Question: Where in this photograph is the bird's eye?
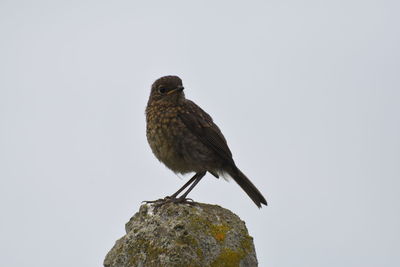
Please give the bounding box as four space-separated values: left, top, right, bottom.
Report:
158 88 167 94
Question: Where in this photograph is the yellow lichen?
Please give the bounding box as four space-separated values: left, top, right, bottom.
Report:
209 224 230 242
210 248 242 267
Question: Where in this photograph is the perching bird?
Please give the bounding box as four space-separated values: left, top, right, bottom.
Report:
145 75 267 208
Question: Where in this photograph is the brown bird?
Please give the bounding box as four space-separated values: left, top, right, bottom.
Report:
145 75 267 208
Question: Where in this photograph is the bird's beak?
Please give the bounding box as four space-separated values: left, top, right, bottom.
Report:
167 86 185 95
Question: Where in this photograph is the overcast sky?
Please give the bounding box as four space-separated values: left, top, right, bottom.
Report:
1 1 399 266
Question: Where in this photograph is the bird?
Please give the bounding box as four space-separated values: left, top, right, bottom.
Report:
145 75 267 208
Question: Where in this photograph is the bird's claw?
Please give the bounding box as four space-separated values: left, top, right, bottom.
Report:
142 198 165 204
142 196 197 207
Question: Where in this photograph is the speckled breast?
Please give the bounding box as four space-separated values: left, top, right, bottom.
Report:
146 103 191 173
146 102 217 174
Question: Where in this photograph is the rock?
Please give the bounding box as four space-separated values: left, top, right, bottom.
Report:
104 202 258 267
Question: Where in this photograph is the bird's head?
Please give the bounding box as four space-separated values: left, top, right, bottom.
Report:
148 75 185 104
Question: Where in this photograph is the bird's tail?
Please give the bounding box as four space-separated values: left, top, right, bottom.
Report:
227 166 267 208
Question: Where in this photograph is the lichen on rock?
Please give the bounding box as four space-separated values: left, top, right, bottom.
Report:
104 202 258 267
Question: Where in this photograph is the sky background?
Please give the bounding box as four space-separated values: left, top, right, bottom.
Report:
1 1 399 266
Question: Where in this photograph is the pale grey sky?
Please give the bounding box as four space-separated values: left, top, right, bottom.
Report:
0 1 399 266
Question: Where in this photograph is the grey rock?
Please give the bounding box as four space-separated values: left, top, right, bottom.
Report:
104 202 258 267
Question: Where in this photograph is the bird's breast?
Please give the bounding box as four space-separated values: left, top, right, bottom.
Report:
146 102 220 174
146 104 190 172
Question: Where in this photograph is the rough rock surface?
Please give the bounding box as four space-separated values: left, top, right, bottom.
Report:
104 202 258 267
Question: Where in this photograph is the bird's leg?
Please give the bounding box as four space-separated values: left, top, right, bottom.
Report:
175 171 206 201
168 172 201 199
142 172 205 205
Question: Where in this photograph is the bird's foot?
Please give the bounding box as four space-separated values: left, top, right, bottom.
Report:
142 196 197 207
142 198 166 204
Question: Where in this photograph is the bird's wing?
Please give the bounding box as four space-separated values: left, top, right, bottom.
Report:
178 100 235 166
